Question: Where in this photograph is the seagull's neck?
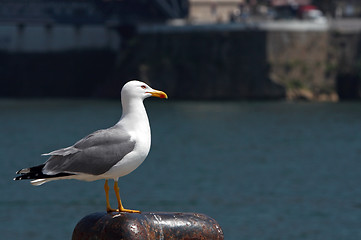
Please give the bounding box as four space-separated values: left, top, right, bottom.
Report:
118 97 150 133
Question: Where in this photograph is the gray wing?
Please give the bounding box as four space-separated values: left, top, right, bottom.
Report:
42 125 135 176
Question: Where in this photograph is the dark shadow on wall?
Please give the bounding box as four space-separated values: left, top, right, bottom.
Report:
101 29 285 100
0 50 116 98
335 32 361 100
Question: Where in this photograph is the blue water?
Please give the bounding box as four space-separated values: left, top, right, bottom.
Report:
1 99 361 239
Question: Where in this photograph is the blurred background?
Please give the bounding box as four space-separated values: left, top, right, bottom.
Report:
1 0 361 239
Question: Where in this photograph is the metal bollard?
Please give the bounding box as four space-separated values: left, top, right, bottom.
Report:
72 212 224 240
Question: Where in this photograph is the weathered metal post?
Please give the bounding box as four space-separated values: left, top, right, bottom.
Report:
72 212 224 240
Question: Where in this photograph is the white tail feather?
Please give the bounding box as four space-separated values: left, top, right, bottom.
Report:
31 179 48 186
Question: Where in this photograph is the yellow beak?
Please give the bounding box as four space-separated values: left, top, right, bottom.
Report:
148 90 168 99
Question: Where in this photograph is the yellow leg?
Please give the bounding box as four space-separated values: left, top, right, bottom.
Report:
114 181 141 213
104 180 116 212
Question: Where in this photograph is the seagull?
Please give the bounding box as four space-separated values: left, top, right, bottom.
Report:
14 80 168 213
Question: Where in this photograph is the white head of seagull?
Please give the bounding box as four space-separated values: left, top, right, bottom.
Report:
121 80 168 101
14 80 167 213
119 80 167 131
120 80 167 117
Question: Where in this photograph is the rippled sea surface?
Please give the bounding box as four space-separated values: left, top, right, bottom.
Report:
1 99 361 240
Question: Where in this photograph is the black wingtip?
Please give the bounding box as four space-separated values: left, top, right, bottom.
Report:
14 164 74 181
14 164 45 180
13 176 28 181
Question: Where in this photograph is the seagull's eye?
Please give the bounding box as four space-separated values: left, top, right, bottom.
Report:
141 85 147 89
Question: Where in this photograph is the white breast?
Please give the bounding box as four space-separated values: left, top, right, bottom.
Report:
102 128 151 180
102 90 152 180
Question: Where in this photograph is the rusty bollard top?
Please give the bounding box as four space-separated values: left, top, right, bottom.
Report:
72 212 224 240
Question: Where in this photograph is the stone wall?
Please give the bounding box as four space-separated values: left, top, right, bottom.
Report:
266 29 361 101
266 30 337 101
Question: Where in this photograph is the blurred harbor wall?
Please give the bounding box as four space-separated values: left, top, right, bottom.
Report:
0 24 120 52
267 30 334 101
0 24 119 98
102 26 286 100
267 27 361 101
1 23 361 100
